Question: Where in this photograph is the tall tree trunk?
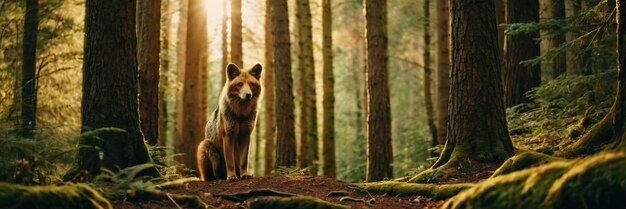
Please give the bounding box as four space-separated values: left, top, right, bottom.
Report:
565 0 582 75
541 0 567 78
364 0 393 182
435 0 450 145
137 0 162 146
21 0 38 139
174 0 188 166
321 0 336 178
254 118 262 175
559 0 626 155
504 0 541 107
271 0 297 167
158 0 175 147
175 0 208 172
296 0 318 174
221 0 229 85
65 0 158 180
423 0 437 147
264 0 276 175
430 0 514 177
231 0 243 67
495 0 506 57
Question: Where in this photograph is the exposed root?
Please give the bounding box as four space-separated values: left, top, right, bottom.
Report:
0 183 112 209
349 181 473 200
247 196 350 209
442 151 626 209
212 189 295 202
491 151 561 177
126 189 211 209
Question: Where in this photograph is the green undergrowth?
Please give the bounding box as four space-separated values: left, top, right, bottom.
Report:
247 196 349 209
0 182 112 209
351 181 473 200
441 151 626 209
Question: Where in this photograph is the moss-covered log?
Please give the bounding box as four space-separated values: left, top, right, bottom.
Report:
491 151 560 177
441 151 626 209
0 183 112 209
350 181 473 200
248 196 349 209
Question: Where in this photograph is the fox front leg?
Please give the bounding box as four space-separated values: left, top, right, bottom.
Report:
238 135 253 179
222 135 238 180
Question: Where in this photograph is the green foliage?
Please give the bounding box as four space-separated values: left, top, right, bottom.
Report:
272 166 312 176
507 70 616 151
248 196 349 209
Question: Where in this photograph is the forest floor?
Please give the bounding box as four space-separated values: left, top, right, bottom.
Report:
111 171 493 209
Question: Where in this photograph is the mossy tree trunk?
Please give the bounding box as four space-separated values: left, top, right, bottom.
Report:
504 0 541 107
264 0 276 175
426 0 514 179
364 0 393 182
296 0 319 174
137 0 161 146
67 0 158 180
271 0 297 167
20 0 38 139
559 0 626 156
435 0 450 145
321 0 336 178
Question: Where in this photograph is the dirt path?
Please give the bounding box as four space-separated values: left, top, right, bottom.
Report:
112 175 444 209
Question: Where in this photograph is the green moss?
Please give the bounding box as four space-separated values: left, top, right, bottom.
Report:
352 181 473 200
247 196 349 209
491 151 560 177
0 183 112 209
441 151 626 209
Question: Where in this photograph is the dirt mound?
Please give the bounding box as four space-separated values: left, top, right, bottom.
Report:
112 175 444 208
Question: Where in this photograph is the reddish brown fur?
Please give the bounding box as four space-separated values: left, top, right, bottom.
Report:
197 64 262 180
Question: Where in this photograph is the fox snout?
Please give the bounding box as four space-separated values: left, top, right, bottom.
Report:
239 84 253 100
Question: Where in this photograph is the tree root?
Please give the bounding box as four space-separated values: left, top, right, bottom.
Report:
0 183 112 209
212 189 295 202
491 151 561 177
442 151 626 209
247 196 350 209
126 189 211 209
348 181 473 200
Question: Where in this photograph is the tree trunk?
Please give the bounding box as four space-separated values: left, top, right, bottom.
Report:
221 0 229 85
364 0 393 182
321 0 336 178
432 0 514 173
559 0 626 156
231 0 243 67
158 0 175 147
504 0 541 107
495 0 506 57
423 0 437 147
271 0 297 167
21 0 38 139
66 0 158 180
137 0 162 146
174 0 188 166
435 0 450 145
175 0 208 172
264 0 276 175
565 0 582 75
296 0 318 174
541 0 567 78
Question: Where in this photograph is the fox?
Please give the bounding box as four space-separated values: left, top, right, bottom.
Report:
197 63 262 181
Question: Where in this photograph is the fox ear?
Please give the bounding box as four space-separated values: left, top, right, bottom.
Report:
249 64 262 80
226 64 241 80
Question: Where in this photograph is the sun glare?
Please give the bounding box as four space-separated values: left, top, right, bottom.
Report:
205 0 226 28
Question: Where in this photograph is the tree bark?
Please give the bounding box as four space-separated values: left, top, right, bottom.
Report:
231 0 243 67
296 0 318 174
423 0 437 147
364 0 393 182
67 0 158 180
504 0 541 107
565 0 582 75
271 0 297 167
264 0 276 175
175 0 208 172
495 0 506 57
137 0 162 146
222 0 229 85
21 0 38 139
321 0 336 178
435 0 450 145
541 0 567 78
432 0 514 172
174 0 188 166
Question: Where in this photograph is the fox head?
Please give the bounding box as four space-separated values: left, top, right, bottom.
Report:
225 63 262 102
